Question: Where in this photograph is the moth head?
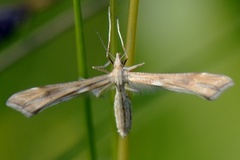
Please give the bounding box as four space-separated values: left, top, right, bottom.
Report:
114 53 127 68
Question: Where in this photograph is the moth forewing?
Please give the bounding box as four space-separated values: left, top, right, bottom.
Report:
127 72 233 100
6 75 111 117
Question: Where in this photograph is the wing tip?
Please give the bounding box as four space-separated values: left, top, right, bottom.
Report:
208 78 234 100
6 100 33 118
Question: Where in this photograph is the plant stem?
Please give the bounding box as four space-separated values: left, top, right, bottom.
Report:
108 1 119 160
117 135 129 160
126 0 139 66
73 0 96 160
117 0 139 160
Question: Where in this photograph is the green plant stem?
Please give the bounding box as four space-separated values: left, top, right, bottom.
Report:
73 0 96 160
117 0 139 160
117 135 129 160
109 0 117 55
108 1 119 160
126 0 139 66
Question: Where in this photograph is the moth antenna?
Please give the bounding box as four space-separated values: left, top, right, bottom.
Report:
95 29 114 64
96 30 107 51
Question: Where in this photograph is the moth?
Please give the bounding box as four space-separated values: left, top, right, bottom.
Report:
6 9 233 137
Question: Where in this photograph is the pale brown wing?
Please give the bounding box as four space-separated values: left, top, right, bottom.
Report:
127 72 233 100
6 75 111 117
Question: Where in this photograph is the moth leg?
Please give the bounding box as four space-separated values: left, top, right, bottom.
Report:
92 83 113 97
92 61 111 73
125 85 140 92
93 7 114 74
116 17 126 53
124 62 145 71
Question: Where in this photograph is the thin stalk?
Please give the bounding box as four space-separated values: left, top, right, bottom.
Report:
117 0 139 160
109 0 117 55
125 0 139 66
73 0 96 160
117 135 129 160
109 1 118 160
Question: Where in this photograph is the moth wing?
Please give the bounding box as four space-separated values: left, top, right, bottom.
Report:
6 75 111 117
127 72 233 100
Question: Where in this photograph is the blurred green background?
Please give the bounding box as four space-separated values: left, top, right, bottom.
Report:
0 0 239 159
